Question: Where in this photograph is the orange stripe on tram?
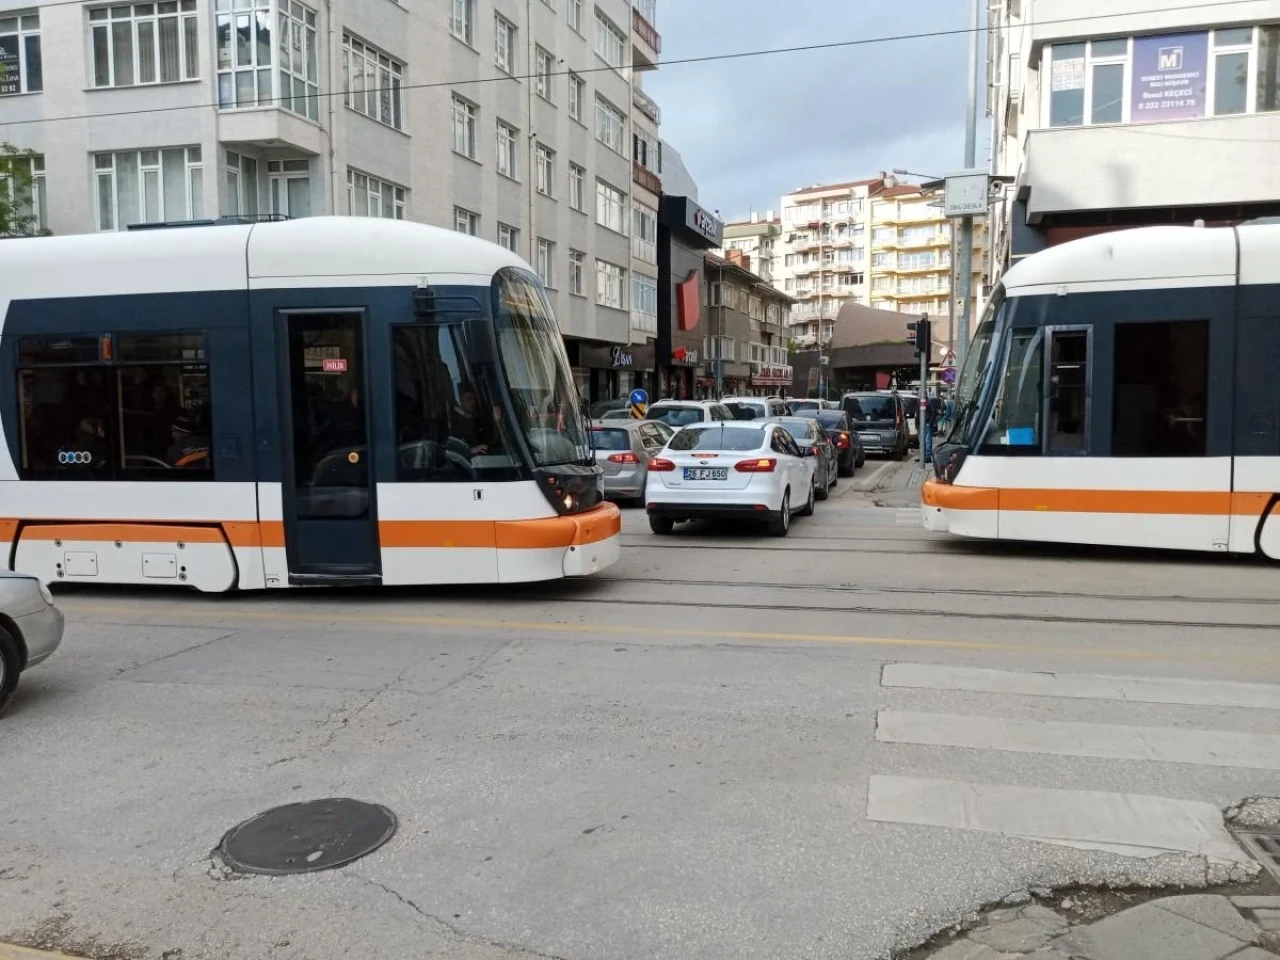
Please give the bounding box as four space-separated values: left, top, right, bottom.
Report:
923 484 1277 518
18 523 228 543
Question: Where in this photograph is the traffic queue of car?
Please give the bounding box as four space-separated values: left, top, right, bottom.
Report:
588 390 922 539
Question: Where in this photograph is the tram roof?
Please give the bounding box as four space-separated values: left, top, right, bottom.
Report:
0 217 530 302
1001 224 1244 296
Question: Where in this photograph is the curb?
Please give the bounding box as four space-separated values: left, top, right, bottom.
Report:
0 944 83 960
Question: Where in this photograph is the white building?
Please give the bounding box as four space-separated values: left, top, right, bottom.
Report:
0 0 665 394
717 212 780 283
988 0 1280 274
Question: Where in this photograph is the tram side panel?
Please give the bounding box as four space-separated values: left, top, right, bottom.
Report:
1230 306 1280 560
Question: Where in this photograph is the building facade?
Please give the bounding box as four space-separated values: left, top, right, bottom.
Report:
656 194 718 400
717 212 780 283
987 0 1280 275
0 0 665 396
703 249 794 396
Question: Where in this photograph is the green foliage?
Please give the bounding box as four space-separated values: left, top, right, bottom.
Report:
0 143 49 237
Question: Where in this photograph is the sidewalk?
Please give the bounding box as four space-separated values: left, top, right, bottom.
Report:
920 893 1280 960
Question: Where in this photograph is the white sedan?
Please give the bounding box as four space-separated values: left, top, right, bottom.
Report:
644 421 818 537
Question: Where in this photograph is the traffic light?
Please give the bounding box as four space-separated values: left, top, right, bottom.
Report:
906 315 932 358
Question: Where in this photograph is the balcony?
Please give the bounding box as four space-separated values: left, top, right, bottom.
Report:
632 5 661 72
217 106 325 156
1022 113 1280 221
633 161 661 195
632 86 660 125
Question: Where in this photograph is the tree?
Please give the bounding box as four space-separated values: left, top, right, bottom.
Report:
0 143 49 237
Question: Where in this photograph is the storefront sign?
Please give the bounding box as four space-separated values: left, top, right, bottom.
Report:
611 346 632 367
677 271 701 331
671 346 700 365
579 342 655 371
751 365 793 387
0 37 21 96
1130 32 1208 121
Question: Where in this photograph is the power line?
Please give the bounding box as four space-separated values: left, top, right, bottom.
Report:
0 0 1257 129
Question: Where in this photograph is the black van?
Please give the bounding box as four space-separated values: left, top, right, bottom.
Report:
840 392 909 459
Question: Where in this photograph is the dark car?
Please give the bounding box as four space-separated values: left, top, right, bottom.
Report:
797 409 865 476
841 392 908 459
770 416 838 500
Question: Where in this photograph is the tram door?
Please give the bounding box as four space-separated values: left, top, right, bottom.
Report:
1233 314 1280 560
277 310 382 583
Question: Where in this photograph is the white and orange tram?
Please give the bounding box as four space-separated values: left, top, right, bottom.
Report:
0 217 621 590
923 222 1280 561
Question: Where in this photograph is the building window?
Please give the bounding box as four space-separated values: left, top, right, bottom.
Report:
0 152 45 235
16 333 213 479
633 128 660 173
267 158 309 217
536 238 555 287
568 162 586 211
454 206 478 235
568 71 584 120
535 46 553 101
213 0 269 108
453 96 478 158
567 0 581 34
1213 27 1251 116
450 0 473 46
94 147 203 231
594 9 625 68
342 35 403 130
497 222 518 252
568 249 585 295
596 179 625 232
347 168 405 219
631 199 656 262
596 259 625 309
223 149 258 216
0 11 41 94
494 13 515 73
1260 26 1280 112
536 143 554 196
496 119 518 178
595 94 625 153
91 1 196 88
632 272 657 333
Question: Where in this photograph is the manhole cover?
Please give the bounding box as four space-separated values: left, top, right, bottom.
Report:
1233 827 1280 883
219 798 397 876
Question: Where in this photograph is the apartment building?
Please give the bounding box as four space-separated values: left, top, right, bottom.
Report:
0 0 665 400
987 0 1280 275
702 249 794 396
868 185 985 346
717 212 781 283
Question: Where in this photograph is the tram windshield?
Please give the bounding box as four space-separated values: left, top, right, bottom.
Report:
948 286 1007 443
493 269 590 467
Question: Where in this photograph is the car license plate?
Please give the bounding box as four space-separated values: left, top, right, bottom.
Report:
859 433 877 441
684 467 727 481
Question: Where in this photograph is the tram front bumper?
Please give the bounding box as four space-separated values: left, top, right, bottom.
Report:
921 478 950 533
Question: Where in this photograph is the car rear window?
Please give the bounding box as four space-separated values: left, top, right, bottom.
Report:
778 421 811 440
647 406 704 426
816 411 846 429
789 400 819 413
900 397 920 417
844 395 897 420
668 424 766 451
590 428 631 451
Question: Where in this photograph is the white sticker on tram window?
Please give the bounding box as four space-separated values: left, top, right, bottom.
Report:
322 358 348 373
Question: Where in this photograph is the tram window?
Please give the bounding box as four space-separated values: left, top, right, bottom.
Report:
392 325 521 483
1112 321 1208 457
17 367 113 475
1047 329 1090 454
117 364 211 472
980 329 1043 452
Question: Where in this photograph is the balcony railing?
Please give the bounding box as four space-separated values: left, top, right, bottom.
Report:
633 161 661 194
632 87 661 124
633 5 661 53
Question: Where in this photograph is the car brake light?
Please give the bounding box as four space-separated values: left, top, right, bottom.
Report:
649 457 675 472
837 432 850 449
734 458 777 473
608 452 639 464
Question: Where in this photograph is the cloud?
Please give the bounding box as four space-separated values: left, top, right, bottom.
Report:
645 0 986 216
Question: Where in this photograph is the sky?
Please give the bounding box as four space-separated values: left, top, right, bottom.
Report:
645 0 987 222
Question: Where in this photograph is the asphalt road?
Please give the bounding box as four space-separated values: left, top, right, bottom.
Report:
3 458 1279 960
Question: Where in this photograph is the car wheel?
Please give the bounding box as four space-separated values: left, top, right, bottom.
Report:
0 626 21 716
816 465 831 501
768 490 791 537
649 515 674 535
798 478 816 517
855 452 866 469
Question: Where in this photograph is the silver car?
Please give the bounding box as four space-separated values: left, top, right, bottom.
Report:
0 571 65 714
590 418 675 502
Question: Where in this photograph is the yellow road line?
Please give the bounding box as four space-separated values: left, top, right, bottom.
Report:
0 944 84 960
57 602 1280 667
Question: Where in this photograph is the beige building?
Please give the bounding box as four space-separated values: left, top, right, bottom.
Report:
717 212 781 283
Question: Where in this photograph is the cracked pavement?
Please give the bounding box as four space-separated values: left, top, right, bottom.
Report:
4 464 1280 959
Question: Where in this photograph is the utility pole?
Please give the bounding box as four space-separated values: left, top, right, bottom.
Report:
916 314 930 466
956 0 980 368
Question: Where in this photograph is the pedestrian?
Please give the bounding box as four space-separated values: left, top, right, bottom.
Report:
923 395 938 461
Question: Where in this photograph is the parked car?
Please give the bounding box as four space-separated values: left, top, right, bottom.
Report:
644 399 736 428
786 399 837 415
599 408 634 421
589 419 675 502
0 571 65 714
841 392 909 459
768 416 838 500
795 408 865 476
589 398 630 419
720 396 790 420
644 421 818 537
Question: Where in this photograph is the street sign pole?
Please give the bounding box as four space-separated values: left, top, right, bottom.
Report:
918 314 929 467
